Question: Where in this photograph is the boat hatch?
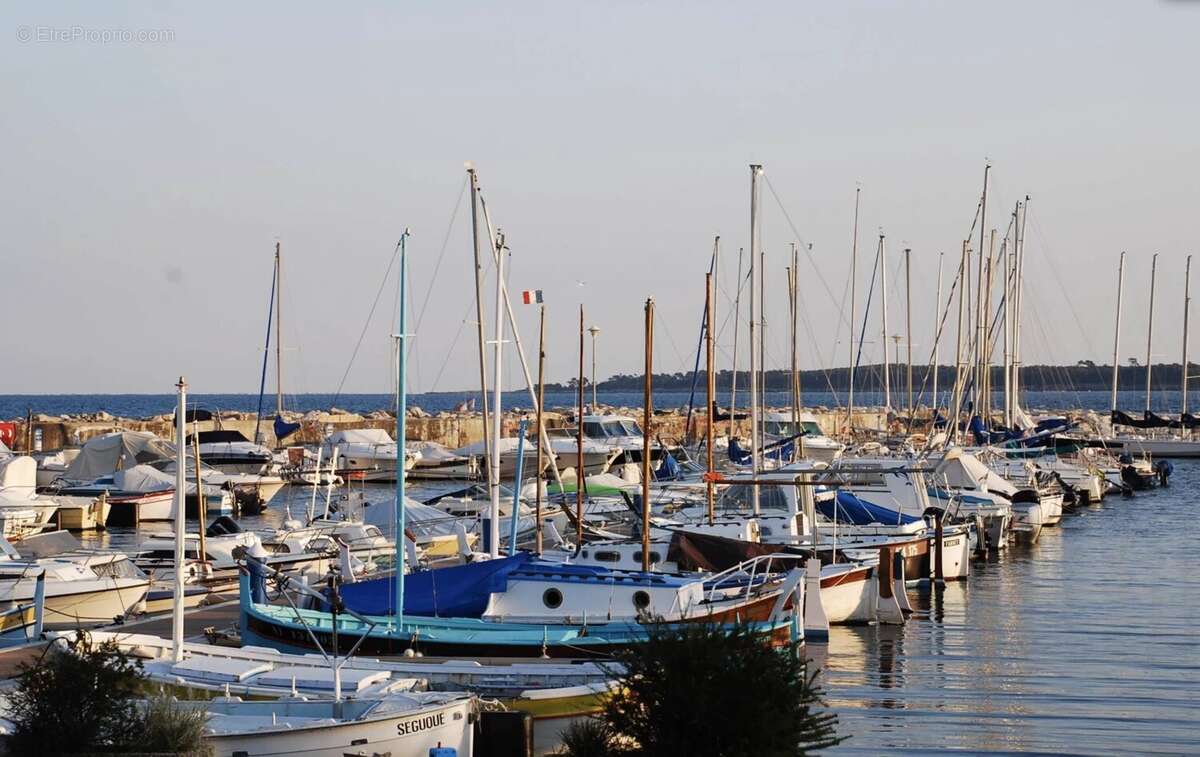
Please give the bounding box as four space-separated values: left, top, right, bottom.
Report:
170 658 273 683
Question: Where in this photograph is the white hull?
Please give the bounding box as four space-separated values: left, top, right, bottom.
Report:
202 696 473 757
0 579 149 629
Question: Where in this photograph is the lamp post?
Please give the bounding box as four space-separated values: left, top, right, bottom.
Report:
588 325 600 410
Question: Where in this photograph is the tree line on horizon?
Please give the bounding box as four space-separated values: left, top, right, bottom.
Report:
545 362 1200 394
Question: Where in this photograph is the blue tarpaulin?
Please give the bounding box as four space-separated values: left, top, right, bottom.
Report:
816 491 921 526
331 552 531 618
274 415 302 441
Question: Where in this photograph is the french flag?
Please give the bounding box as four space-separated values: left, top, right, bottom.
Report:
522 289 544 305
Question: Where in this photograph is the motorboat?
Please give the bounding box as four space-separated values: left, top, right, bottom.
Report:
321 429 417 482
189 429 276 474
404 440 476 480
762 411 846 464
0 531 149 629
0 454 61 537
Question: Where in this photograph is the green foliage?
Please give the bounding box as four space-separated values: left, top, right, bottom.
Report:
7 631 146 754
563 621 844 757
5 631 213 756
557 718 615 757
138 694 212 756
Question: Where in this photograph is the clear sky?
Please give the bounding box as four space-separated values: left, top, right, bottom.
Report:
2 1 1197 395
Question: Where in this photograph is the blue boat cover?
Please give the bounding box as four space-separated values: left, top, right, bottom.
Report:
655 451 681 480
816 491 921 526
332 552 531 618
274 415 302 441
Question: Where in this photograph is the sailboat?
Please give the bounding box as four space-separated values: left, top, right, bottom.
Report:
241 206 798 659
142 374 477 756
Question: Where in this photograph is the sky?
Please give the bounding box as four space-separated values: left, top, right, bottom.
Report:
2 1 1197 395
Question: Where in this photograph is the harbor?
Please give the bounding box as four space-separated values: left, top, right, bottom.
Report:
5 3 1198 755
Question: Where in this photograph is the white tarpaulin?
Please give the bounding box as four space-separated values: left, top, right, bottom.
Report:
325 429 394 446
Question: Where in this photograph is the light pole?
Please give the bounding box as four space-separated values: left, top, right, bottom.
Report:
588 325 600 410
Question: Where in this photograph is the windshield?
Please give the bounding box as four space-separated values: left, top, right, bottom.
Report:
802 421 822 435
583 421 609 439
617 421 642 436
716 483 790 512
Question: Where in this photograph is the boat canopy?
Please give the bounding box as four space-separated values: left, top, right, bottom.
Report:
332 553 532 618
666 529 796 572
326 429 395 446
817 491 921 526
0 456 36 491
63 432 174 482
190 429 252 444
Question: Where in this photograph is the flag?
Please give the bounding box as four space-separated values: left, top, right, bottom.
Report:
522 289 543 304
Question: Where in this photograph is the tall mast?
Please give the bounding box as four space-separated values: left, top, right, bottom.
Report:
1002 220 1012 428
488 229 506 559
641 298 654 572
1184 255 1193 416
467 167 493 482
1013 197 1029 416
974 163 990 416
1111 252 1126 414
748 164 762 514
576 306 585 548
848 187 860 440
394 230 410 625
932 253 944 417
705 273 716 525
789 246 798 436
879 234 891 413
952 242 968 445
274 244 283 417
759 247 767 453
1145 254 1158 414
983 229 996 423
172 376 187 663
730 248 744 439
254 246 278 444
534 304 546 555
905 247 913 423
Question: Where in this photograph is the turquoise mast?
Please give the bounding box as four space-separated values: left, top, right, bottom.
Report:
395 230 410 629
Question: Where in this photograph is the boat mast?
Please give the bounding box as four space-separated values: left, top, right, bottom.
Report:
1184 255 1193 416
488 229 506 559
274 244 283 418
172 376 187 663
254 247 278 444
535 304 546 555
705 273 716 525
880 234 891 413
641 297 654 572
983 229 996 424
1002 221 1012 429
951 242 968 445
394 230 409 626
1111 252 1126 414
1013 197 1029 416
932 252 944 418
759 247 767 453
467 167 493 483
475 190 565 489
974 163 990 417
730 247 744 439
576 306 585 548
905 247 913 423
848 187 860 440
1145 253 1158 414
749 165 762 514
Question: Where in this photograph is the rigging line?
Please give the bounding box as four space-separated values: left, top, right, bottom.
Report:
414 175 470 340
762 176 851 334
1026 207 1106 386
332 240 402 407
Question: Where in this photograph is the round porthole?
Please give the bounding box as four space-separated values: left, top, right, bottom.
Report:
633 590 651 610
543 587 564 609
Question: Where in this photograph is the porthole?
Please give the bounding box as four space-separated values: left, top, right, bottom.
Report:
633 590 651 610
648 551 661 564
594 551 620 563
543 587 564 609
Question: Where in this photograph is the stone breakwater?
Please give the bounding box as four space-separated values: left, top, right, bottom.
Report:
1 404 1116 453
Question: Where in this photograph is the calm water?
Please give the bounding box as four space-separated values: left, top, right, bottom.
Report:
76 466 1198 755
817 462 1198 756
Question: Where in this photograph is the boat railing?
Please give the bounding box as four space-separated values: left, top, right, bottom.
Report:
701 552 809 604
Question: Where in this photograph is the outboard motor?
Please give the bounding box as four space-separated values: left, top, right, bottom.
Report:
1155 459 1173 487
1120 464 1155 492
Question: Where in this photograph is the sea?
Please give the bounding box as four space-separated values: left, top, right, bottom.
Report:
5 388 1200 420
9 389 1199 754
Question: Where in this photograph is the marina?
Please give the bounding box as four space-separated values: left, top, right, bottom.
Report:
5 3 1196 754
